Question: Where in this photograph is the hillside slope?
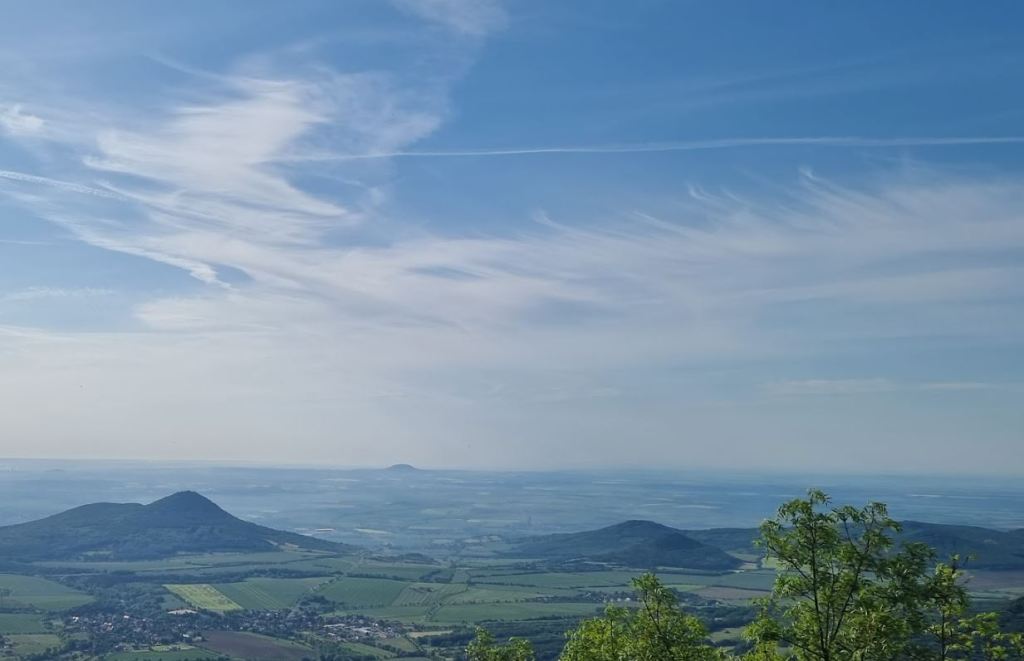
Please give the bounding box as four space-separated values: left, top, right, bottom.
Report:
898 521 1024 570
510 520 743 570
0 491 351 561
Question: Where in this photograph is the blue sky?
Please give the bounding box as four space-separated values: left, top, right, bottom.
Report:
1 1 1023 472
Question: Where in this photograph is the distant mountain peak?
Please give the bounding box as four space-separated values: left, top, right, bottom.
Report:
386 463 419 471
0 492 353 561
147 490 224 512
605 520 674 532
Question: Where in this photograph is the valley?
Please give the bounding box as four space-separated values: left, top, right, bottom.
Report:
0 467 1022 659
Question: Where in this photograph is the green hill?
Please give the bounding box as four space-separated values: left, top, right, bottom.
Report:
512 519 1024 572
683 522 1024 570
898 521 1024 570
510 520 743 571
0 491 352 561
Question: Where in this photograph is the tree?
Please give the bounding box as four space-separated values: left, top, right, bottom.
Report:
466 627 535 661
744 489 1024 661
560 573 726 660
746 489 944 660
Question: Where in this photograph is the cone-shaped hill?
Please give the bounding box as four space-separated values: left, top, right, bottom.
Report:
510 520 743 571
0 491 352 561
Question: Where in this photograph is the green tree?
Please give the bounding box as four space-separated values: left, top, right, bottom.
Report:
466 626 535 661
946 611 1024 660
560 573 726 660
746 489 944 660
744 490 1024 661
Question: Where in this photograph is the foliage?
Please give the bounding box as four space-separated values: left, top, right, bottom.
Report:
466 627 535 661
560 573 725 660
746 489 1024 661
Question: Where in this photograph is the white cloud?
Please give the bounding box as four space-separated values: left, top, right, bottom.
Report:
1 41 1023 469
0 103 44 135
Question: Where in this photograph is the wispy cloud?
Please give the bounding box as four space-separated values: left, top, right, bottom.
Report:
766 379 1004 396
0 103 44 135
765 379 898 396
1 287 114 302
391 0 507 36
1 12 1022 469
0 169 125 200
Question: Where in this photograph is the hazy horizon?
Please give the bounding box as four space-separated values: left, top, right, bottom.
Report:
1 1 1023 472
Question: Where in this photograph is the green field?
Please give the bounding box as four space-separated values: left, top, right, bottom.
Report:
107 647 223 661
7 633 61 656
393 582 467 606
695 585 771 601
433 602 603 623
201 630 313 661
214 576 330 609
318 576 411 607
0 574 93 610
337 640 396 658
0 548 790 652
0 612 48 634
472 570 663 589
164 584 242 612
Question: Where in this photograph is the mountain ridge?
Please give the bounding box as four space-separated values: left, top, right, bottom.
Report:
0 491 352 561
509 519 1024 571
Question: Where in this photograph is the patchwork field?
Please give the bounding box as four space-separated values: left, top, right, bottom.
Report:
164 583 242 612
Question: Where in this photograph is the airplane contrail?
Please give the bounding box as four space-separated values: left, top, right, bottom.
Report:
282 135 1024 162
0 169 127 200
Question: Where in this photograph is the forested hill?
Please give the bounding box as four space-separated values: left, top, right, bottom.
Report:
682 521 1024 570
898 521 1024 570
511 519 1024 571
509 520 743 570
0 491 352 561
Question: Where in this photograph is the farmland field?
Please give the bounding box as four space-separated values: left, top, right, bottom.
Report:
433 602 604 623
35 550 326 574
107 647 223 661
317 576 411 607
7 633 61 656
214 576 330 609
337 641 396 658
0 612 48 633
394 582 467 606
471 571 651 589
0 574 92 610
201 630 313 661
164 584 242 612
695 586 771 601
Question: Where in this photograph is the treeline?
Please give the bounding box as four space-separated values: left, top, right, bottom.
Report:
467 490 1024 660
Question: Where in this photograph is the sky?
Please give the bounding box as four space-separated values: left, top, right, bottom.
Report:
0 1 1023 473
